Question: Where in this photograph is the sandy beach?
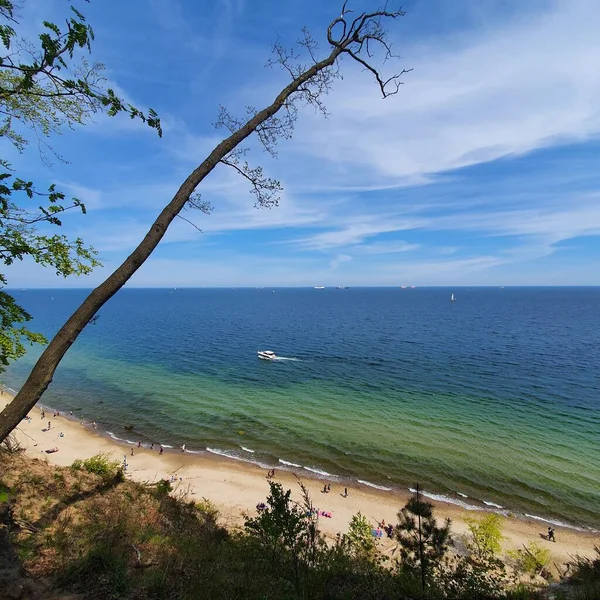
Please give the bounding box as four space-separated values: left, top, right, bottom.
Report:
2 392 598 568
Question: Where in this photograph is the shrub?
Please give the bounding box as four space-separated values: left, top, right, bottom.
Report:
569 547 600 585
71 453 123 482
465 513 505 560
344 512 377 562
509 542 550 578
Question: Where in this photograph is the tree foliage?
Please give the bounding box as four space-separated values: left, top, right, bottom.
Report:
465 514 505 561
0 0 161 373
344 511 377 562
395 487 452 592
244 480 326 593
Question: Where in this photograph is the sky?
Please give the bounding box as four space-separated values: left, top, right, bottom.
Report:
4 0 600 287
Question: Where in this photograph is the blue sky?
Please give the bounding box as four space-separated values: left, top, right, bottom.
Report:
5 0 600 287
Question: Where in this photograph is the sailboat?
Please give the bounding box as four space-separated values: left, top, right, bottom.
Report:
450 292 456 302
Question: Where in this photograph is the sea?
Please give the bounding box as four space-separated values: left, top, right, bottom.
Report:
3 287 599 530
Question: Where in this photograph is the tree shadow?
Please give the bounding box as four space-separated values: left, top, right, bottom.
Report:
31 475 123 531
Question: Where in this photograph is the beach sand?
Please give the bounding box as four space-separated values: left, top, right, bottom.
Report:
2 393 598 569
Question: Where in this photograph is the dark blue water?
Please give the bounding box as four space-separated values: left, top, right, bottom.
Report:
3 287 600 529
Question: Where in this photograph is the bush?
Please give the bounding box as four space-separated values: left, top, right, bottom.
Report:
509 542 550 578
569 547 600 585
344 512 377 562
465 513 505 560
71 453 123 482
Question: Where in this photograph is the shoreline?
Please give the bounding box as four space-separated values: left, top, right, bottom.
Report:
2 387 598 534
2 392 598 567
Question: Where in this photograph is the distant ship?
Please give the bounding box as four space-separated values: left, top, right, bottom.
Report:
336 286 349 289
400 285 407 289
314 286 325 290
450 292 456 302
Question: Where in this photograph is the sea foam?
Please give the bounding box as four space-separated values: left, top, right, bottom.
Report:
357 479 392 491
408 488 483 512
483 500 503 509
279 459 302 467
303 466 331 477
524 513 590 532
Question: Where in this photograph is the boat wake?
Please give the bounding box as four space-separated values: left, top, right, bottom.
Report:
273 356 301 361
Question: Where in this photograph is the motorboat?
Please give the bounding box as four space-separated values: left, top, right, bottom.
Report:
257 350 277 360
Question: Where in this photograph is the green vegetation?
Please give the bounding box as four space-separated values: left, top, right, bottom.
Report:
466 513 505 560
70 452 124 483
508 542 551 578
395 485 453 593
344 512 377 562
0 452 597 599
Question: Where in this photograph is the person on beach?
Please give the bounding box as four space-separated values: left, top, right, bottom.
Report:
159 446 163 455
344 487 348 497
150 443 154 450
181 444 186 453
137 441 141 448
131 448 134 456
47 421 51 430
548 527 556 542
327 484 331 492
41 410 45 419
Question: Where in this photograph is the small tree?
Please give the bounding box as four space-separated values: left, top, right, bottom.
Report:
509 542 551 579
395 485 452 593
344 512 377 562
439 514 509 599
465 513 504 561
244 481 325 593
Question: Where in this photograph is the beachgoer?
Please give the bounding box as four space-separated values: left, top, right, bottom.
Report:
323 484 327 493
327 483 331 492
181 444 186 453
150 443 154 450
137 441 141 448
47 421 51 430
548 527 556 542
159 446 163 455
380 519 386 528
92 422 97 429
69 411 73 416
344 487 348 497
59 432 64 438
131 448 134 456
41 410 45 419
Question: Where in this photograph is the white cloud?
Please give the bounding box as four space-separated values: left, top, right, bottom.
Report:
291 0 600 186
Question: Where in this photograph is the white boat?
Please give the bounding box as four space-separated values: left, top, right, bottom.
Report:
450 292 456 302
314 286 325 290
257 350 277 360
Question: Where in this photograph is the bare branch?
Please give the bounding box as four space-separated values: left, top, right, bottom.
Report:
220 156 282 208
176 214 203 233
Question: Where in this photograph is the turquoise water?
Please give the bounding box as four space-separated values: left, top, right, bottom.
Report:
4 287 600 529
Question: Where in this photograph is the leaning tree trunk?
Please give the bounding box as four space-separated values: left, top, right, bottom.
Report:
0 47 343 443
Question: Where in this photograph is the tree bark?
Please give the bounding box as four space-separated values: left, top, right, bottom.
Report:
0 47 342 443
